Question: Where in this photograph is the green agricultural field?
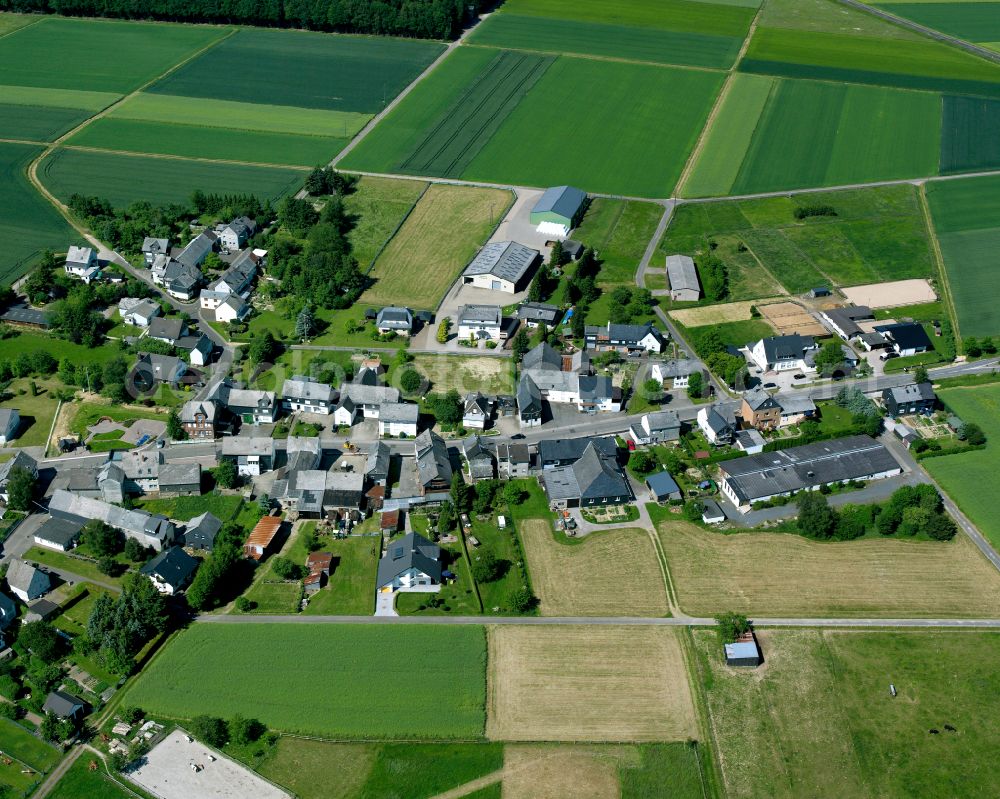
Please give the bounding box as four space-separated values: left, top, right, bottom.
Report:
148 28 444 113
399 49 554 178
0 17 227 93
126 624 487 738
691 77 941 197
756 0 924 37
662 184 935 295
875 2 1000 45
0 84 120 111
926 174 1000 337
940 95 1000 173
741 25 1000 97
573 199 665 286
464 56 723 197
344 176 428 269
0 13 35 36
362 184 512 309
694 628 1000 799
39 148 303 208
925 384 1000 548
497 0 755 33
0 142 76 285
68 118 344 167
0 103 92 142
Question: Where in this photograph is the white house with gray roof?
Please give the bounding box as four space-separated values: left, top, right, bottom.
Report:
377 532 442 592
378 402 418 437
630 411 681 445
0 451 36 503
142 237 170 265
48 489 176 550
283 376 335 415
7 559 50 602
376 307 413 335
119 297 161 328
221 436 275 476
665 254 701 302
462 241 540 294
748 335 818 373
334 384 402 426
457 305 503 341
64 246 99 283
216 217 256 251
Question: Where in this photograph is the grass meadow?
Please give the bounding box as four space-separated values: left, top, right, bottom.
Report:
0 142 77 286
0 84 118 141
40 148 303 208
658 521 1000 617
925 384 1000 549
361 183 512 309
926 174 1000 337
661 184 935 294
694 628 1000 799
688 76 942 196
344 176 427 269
874 1 1000 48
572 199 664 286
126 624 487 738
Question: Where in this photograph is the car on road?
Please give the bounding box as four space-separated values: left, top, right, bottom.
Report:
793 373 805 379
879 352 899 361
511 433 526 440
763 382 777 389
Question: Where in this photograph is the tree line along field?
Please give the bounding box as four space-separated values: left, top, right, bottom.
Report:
926 174 1000 337
126 624 487 739
466 0 757 69
660 184 936 296
923 383 1000 549
873 1 1000 53
0 143 77 286
693 628 1000 799
657 521 1000 617
342 45 723 198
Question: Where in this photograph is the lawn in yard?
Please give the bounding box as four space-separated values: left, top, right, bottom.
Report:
24 546 125 588
411 354 515 396
693 627 1000 799
467 516 533 615
126 623 487 738
300 524 380 616
46 754 137 799
924 383 1000 549
136 493 244 522
395 537 482 616
0 718 60 794
1 377 60 448
361 184 512 310
680 318 774 351
69 402 168 438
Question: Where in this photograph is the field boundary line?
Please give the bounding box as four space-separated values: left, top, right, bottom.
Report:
917 183 962 345
678 629 721 799
363 181 431 273
0 137 46 147
645 525 681 618
461 41 729 76
59 143 311 171
675 3 764 197
0 15 43 41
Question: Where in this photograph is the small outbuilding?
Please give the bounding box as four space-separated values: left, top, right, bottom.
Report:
724 632 762 667
701 498 726 525
665 254 701 302
645 471 682 502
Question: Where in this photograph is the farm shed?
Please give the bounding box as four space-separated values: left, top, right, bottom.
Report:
665 254 701 302
530 185 587 237
462 241 540 294
244 516 283 560
724 633 762 667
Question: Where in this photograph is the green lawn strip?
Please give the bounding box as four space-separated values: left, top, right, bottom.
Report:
24 546 123 588
0 718 60 772
925 383 1000 548
69 402 168 438
466 516 530 615
573 199 664 286
0 142 77 285
0 84 121 110
146 27 445 114
136 494 243 522
463 56 724 198
619 742 709 799
345 176 428 270
0 378 60 448
0 16 228 93
68 117 347 168
46 754 139 799
301 524 380 616
357 743 503 799
40 148 304 209
125 624 487 738
682 318 774 350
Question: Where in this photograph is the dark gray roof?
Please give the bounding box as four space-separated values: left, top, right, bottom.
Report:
140 546 199 589
665 254 700 293
517 302 561 325
758 335 816 363
823 306 873 337
703 405 735 436
33 516 84 547
720 435 900 504
376 532 441 588
497 442 530 464
48 490 174 542
415 430 452 487
523 342 562 371
517 374 542 416
135 352 186 383
539 436 616 463
183 512 222 550
884 382 935 404
148 316 184 342
533 185 586 221
544 443 630 501
874 322 932 351
380 402 418 424
142 237 169 254
0 305 51 327
463 241 539 283
458 305 501 325
645 410 680 432
578 374 613 401
376 307 412 328
646 470 680 497
701 498 725 520
283 376 335 403
0 451 36 484
366 441 391 477
43 690 84 718
176 231 216 268
742 386 780 412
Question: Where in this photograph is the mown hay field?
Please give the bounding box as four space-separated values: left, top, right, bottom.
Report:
925 384 1000 549
361 183 512 310
126 624 487 738
68 118 344 167
0 16 227 93
520 521 668 617
662 183 935 294
487 626 697 742
39 148 304 208
689 76 942 197
147 27 444 113
658 521 1000 617
693 628 1000 799
0 142 77 285
927 173 1000 337
344 176 427 269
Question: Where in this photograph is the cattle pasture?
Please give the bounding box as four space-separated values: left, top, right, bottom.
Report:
361 184 512 310
125 624 487 738
487 625 698 741
39 148 304 208
519 520 668 617
694 628 1000 799
658 521 1000 617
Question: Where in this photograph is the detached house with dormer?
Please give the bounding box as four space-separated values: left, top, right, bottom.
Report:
64 246 99 283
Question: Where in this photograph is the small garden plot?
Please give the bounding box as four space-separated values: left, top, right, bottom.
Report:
126 624 487 738
519 520 668 617
487 625 697 741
